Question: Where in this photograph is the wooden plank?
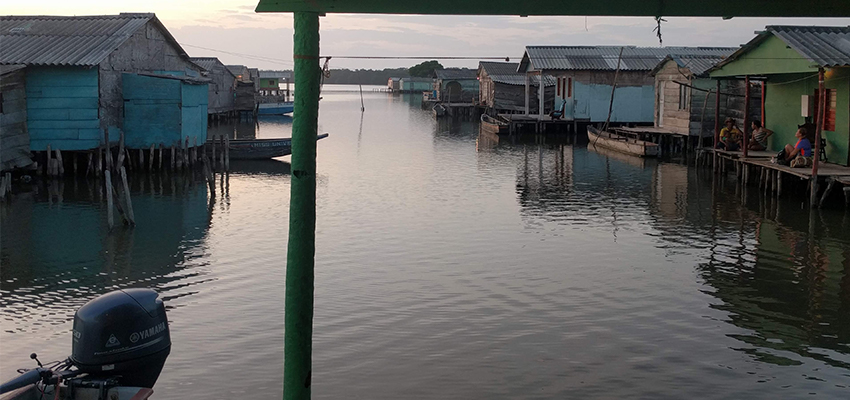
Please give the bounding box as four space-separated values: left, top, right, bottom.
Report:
26 86 99 98
28 120 100 130
27 97 98 110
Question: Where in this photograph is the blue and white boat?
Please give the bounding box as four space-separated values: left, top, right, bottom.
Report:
258 102 294 115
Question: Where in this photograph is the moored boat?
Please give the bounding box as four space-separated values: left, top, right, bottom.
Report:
257 102 294 115
210 134 329 160
480 114 509 134
587 126 658 157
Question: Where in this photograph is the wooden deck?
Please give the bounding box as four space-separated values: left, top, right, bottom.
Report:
742 159 850 180
712 149 775 160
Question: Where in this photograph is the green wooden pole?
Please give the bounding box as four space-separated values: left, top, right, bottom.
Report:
284 11 319 400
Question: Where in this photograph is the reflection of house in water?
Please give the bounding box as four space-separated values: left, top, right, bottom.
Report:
651 163 690 219
697 216 850 369
0 176 212 333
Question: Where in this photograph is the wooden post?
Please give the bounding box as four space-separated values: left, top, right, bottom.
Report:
96 145 103 177
224 136 230 171
105 129 112 172
212 136 217 169
760 80 766 127
73 152 79 176
524 73 530 115
170 145 176 170
105 170 114 229
742 75 750 158
192 138 198 164
149 144 155 170
159 144 164 171
714 79 721 149
46 145 53 176
184 137 190 167
138 148 144 171
776 171 783 197
120 167 135 225
203 156 216 197
811 68 825 208
603 47 624 132
55 149 64 176
117 132 125 170
219 135 225 171
284 12 320 400
86 151 94 177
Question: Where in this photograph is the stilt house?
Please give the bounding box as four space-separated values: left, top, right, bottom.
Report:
518 46 736 122
710 26 850 165
478 61 555 114
191 57 237 117
650 53 757 145
0 13 207 151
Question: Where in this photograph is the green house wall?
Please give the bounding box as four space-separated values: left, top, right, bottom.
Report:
764 70 849 166
710 35 818 77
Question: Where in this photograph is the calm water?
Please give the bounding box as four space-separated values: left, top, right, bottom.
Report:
2 85 849 398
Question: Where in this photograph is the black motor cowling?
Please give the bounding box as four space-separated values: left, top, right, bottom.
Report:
71 289 170 388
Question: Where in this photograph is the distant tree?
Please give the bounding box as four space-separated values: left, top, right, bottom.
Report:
409 61 444 77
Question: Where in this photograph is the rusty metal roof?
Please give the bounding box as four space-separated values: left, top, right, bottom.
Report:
0 14 185 66
478 61 556 86
768 25 850 67
522 46 736 72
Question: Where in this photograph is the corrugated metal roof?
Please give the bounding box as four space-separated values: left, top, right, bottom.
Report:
189 57 219 71
653 55 730 77
768 25 850 67
400 77 432 82
434 68 477 80
524 46 737 71
479 61 556 86
0 14 158 66
259 70 292 79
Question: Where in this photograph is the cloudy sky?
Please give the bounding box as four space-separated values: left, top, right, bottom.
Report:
7 1 850 70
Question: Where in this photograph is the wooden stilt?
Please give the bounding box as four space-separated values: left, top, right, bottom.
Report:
86 151 94 177
171 145 176 170
55 149 64 176
120 167 135 225
776 171 783 197
159 144 164 171
105 170 114 229
818 178 836 208
138 148 144 171
149 144 155 170
224 136 230 172
211 136 217 169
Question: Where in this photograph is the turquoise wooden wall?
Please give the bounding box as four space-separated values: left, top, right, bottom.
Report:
571 83 655 123
26 67 101 151
123 73 208 149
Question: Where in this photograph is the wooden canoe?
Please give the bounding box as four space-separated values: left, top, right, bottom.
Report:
587 126 658 158
480 114 509 134
208 133 328 160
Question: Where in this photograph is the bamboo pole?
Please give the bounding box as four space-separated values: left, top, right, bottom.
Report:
811 68 825 208
284 12 320 400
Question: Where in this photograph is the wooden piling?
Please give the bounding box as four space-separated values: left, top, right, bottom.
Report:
138 148 144 171
74 152 79 176
184 137 190 167
776 171 783 197
120 167 135 225
149 144 155 170
224 136 230 171
0 175 7 200
170 145 176 170
192 138 198 164
211 136 217 169
219 136 225 172
55 149 64 176
117 132 125 170
159 144 164 171
203 156 215 197
86 151 94 177
105 170 114 229
46 145 53 176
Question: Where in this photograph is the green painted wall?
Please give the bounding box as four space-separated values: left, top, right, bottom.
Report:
260 78 280 90
711 35 816 77
764 69 849 166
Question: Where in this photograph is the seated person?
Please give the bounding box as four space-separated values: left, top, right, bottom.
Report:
784 127 813 168
748 120 773 151
716 117 742 151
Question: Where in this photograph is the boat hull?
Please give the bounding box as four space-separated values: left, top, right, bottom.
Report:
208 134 328 160
257 102 294 115
587 126 658 157
480 114 508 134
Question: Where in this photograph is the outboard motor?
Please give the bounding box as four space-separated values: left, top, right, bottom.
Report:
71 289 171 388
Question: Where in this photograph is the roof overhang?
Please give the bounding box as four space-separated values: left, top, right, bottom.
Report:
255 0 850 17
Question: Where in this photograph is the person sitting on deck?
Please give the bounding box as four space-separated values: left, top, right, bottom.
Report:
784 126 813 168
748 120 773 151
716 117 742 151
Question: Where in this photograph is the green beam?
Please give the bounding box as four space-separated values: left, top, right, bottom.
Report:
256 0 850 17
284 11 319 400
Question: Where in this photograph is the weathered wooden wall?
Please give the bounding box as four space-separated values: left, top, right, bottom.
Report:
1 68 33 170
205 62 236 114
26 67 101 151
99 20 202 134
480 75 554 113
123 74 207 149
654 61 691 134
234 81 256 111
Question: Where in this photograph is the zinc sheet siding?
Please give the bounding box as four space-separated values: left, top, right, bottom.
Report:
123 73 208 149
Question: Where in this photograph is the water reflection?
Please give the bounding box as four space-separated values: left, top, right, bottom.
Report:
1 174 212 338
